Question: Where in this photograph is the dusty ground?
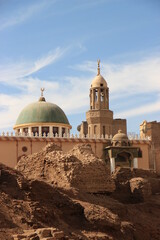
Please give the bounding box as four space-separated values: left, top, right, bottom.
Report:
0 143 160 240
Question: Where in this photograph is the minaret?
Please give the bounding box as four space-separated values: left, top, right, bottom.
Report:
86 60 113 137
89 60 109 110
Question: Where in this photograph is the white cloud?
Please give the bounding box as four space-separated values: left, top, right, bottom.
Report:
104 58 160 97
115 99 160 118
31 48 68 74
0 47 66 89
72 57 160 97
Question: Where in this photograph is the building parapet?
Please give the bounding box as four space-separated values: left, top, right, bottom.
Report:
0 131 151 141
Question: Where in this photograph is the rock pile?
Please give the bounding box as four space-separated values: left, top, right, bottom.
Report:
1 152 160 239
16 143 115 193
0 163 85 240
13 228 65 240
112 167 160 202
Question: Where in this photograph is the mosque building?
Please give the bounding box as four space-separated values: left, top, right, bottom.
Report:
0 61 159 174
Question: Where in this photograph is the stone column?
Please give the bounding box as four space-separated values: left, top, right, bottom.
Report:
19 128 23 136
14 129 18 136
110 158 115 173
39 126 42 137
28 127 32 136
106 89 109 109
59 127 62 137
90 89 92 109
66 128 70 137
98 89 100 109
92 89 95 109
133 158 138 168
49 126 52 137
104 90 107 108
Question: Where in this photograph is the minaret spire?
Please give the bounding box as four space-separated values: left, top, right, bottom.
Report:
97 59 100 75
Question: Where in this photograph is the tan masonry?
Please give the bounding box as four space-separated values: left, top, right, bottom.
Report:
0 135 151 170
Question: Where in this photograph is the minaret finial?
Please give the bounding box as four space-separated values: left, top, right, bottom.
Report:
39 88 46 102
41 88 45 97
97 59 100 75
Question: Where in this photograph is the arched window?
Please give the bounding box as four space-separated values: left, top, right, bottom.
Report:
23 128 28 136
100 89 104 102
94 125 97 135
95 89 98 102
62 127 65 137
53 127 59 136
32 127 39 136
42 127 49 136
103 126 105 137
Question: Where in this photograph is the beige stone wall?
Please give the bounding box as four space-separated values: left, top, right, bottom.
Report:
0 137 111 168
132 141 150 170
32 141 46 155
86 110 114 136
0 137 152 174
86 110 127 138
112 119 127 135
140 121 160 174
0 140 17 168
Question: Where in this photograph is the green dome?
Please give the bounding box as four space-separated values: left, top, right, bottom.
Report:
15 101 70 126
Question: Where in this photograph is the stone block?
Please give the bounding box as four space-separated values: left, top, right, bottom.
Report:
30 235 39 240
52 231 64 239
130 177 152 202
37 228 52 238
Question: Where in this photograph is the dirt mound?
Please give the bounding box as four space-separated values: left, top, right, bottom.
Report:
1 159 160 239
0 163 85 240
112 167 160 203
16 143 115 193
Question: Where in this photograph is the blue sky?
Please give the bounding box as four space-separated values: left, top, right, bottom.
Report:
0 0 160 134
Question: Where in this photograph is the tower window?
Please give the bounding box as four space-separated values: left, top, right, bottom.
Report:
100 91 104 102
95 89 98 102
103 126 105 137
100 83 103 87
94 125 97 135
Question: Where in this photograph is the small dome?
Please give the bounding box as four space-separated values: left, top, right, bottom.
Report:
14 100 70 127
91 74 107 88
112 130 130 147
112 130 128 141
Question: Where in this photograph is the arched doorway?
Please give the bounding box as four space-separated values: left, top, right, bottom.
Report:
115 151 133 168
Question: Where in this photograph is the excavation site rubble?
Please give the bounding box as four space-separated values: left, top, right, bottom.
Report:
0 143 160 239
